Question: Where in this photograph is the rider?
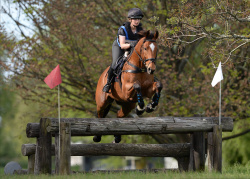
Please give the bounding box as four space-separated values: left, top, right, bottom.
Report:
102 8 144 93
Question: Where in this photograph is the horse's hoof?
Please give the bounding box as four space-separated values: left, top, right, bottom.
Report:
93 135 102 142
114 135 121 143
146 103 156 113
136 105 145 115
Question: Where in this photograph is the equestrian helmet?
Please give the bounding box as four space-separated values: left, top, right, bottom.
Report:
127 8 144 19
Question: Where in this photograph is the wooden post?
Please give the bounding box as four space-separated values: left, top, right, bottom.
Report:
177 157 189 172
28 154 35 174
207 125 222 173
34 118 52 174
193 132 205 171
213 125 222 172
22 143 36 173
207 131 213 172
59 122 71 175
55 133 59 174
188 134 194 171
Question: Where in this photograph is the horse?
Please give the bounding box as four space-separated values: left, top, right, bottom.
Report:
95 30 163 143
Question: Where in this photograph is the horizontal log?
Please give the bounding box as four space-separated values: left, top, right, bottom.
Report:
22 144 37 156
22 143 190 157
26 123 40 138
26 117 233 137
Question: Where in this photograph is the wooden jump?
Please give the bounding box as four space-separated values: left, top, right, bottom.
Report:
22 117 233 175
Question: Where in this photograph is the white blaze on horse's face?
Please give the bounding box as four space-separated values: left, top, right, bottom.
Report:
149 43 155 53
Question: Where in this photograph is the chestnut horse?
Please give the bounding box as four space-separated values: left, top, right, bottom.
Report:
95 30 163 143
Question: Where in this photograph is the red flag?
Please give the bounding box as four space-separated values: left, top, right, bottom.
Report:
44 65 62 89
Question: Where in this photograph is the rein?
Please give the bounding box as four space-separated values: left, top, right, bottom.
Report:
123 39 157 74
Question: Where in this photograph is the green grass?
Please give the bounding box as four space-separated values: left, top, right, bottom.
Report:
1 164 249 179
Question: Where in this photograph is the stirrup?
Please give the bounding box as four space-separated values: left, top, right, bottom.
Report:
102 83 111 93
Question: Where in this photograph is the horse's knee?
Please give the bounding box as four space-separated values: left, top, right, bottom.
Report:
156 81 163 92
152 93 161 106
133 83 141 92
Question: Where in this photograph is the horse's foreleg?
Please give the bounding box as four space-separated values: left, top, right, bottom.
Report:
133 83 145 115
146 79 163 113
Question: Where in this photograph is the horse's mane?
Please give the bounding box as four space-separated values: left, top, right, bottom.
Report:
137 30 156 40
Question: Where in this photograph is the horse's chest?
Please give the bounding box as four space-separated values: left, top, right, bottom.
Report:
122 73 154 94
122 73 153 83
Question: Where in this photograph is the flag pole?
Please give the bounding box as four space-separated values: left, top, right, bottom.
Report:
211 62 223 126
43 64 62 164
58 84 60 161
219 81 221 126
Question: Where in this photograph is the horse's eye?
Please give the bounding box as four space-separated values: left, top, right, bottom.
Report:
144 47 147 50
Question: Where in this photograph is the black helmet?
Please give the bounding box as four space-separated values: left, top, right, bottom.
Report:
127 8 144 19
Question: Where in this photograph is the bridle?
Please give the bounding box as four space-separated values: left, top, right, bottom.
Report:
123 38 157 73
137 39 157 67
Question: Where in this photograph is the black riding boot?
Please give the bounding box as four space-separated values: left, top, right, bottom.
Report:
103 68 115 93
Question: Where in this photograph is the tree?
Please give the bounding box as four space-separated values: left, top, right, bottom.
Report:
0 26 18 166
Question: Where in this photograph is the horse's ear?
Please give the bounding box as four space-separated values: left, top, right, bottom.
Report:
153 30 159 40
145 30 150 38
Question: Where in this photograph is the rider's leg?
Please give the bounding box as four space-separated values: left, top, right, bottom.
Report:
102 67 115 92
103 40 124 93
111 40 125 69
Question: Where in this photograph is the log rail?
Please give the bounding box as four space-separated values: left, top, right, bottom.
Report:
22 143 190 157
26 117 233 137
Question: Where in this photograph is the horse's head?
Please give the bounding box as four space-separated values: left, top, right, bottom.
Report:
136 30 159 74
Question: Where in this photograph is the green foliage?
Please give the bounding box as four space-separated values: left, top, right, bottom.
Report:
0 31 19 167
0 80 18 166
223 120 250 165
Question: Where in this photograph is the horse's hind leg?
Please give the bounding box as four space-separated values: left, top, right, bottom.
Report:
94 97 114 142
146 79 163 113
113 102 136 143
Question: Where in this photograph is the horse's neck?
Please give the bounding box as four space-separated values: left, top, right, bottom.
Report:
128 43 144 68
129 52 143 67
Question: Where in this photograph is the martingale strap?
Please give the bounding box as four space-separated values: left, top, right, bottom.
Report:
122 61 147 73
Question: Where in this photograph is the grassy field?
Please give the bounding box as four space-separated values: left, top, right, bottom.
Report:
1 164 249 179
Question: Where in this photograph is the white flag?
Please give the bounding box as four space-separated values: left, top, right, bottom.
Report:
211 62 223 87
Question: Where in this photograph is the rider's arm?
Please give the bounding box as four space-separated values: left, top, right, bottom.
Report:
119 36 131 50
118 28 131 50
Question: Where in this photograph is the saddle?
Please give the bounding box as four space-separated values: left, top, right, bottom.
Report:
112 51 132 89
